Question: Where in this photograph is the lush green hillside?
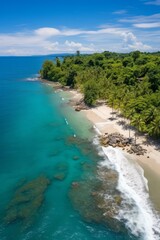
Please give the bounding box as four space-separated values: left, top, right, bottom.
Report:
40 51 160 138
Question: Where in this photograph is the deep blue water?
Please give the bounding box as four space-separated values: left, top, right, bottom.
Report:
0 56 137 240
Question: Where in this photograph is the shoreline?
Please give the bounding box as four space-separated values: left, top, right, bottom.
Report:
41 79 160 176
41 79 160 211
59 84 160 238
85 105 160 174
66 86 160 173
66 86 160 213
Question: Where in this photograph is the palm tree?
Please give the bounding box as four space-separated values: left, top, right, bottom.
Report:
108 93 116 118
143 107 158 125
127 109 136 139
149 116 160 138
131 114 145 144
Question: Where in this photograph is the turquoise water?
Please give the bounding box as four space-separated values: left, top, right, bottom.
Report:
0 56 137 240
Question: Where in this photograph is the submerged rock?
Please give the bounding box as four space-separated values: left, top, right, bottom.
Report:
4 176 50 228
72 156 79 160
54 162 68 173
66 136 86 146
53 173 66 181
69 168 126 233
52 162 69 181
71 182 80 188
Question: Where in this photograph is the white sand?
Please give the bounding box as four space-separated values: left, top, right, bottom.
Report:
42 80 160 176
84 105 160 176
68 89 160 176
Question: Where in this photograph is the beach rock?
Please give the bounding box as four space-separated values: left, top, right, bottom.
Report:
130 144 146 155
75 106 81 111
100 132 127 147
74 100 88 111
99 132 146 156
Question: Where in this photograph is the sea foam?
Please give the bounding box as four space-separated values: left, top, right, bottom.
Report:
99 146 160 240
25 77 38 81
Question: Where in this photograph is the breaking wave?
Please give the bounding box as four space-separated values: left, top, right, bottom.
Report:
98 145 160 240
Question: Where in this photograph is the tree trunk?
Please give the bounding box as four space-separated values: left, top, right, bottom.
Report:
134 132 137 144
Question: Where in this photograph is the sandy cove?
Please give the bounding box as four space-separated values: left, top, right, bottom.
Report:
41 80 160 208
67 89 160 177
42 80 160 176
85 105 160 174
66 88 160 211
41 80 160 177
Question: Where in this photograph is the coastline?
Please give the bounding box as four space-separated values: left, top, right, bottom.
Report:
41 79 160 175
41 79 160 209
40 79 160 238
66 86 160 214
85 105 160 175
68 88 160 175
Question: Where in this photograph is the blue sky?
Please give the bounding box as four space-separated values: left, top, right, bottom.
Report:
0 0 160 55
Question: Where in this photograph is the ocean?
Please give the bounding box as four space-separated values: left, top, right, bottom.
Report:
0 56 159 240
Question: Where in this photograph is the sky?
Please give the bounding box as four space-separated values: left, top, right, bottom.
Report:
0 0 160 55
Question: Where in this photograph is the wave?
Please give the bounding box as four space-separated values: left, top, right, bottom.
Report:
25 77 39 82
25 74 40 82
98 145 160 240
65 118 69 125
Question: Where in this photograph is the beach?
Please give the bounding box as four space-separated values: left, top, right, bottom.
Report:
67 88 160 211
42 80 160 177
41 80 160 239
85 105 160 174
2 57 160 240
68 89 160 170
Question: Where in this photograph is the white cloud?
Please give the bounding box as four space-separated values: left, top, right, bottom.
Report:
134 22 160 28
122 32 152 51
83 27 152 51
65 40 83 48
44 42 59 51
35 28 60 37
61 29 85 36
65 40 95 52
0 25 155 55
113 10 127 15
145 0 160 5
119 13 160 23
34 27 86 37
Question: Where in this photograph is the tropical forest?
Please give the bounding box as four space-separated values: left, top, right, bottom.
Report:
40 51 160 138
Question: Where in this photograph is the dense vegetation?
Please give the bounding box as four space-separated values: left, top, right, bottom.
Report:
40 51 160 138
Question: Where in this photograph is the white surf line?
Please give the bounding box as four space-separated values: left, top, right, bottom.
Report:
25 77 38 81
101 146 160 240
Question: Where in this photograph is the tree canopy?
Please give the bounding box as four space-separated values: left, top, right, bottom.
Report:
40 51 160 138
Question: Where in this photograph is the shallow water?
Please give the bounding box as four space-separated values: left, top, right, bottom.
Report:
0 56 158 240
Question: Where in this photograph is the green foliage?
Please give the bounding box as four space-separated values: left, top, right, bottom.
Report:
84 80 99 106
56 57 61 67
40 51 160 137
40 60 54 79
